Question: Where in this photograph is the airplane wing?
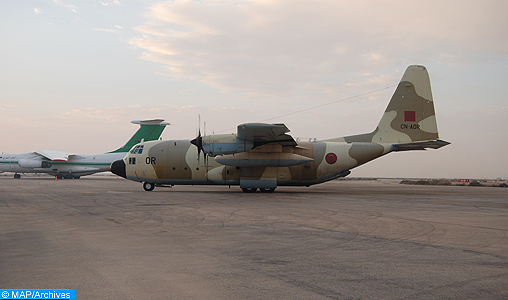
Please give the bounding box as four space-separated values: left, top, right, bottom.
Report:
390 140 451 152
197 123 297 157
237 123 297 147
211 123 306 167
35 150 76 161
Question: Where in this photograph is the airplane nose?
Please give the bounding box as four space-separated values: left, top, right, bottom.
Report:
111 159 126 178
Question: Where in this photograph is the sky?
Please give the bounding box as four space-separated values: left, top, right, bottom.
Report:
1 0 507 179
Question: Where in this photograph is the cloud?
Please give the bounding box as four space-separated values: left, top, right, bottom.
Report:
129 0 508 98
52 0 78 13
93 27 118 33
101 0 121 6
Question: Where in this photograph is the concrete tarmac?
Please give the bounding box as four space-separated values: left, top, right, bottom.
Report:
1 176 507 299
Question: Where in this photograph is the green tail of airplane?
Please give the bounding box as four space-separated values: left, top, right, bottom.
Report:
109 119 170 153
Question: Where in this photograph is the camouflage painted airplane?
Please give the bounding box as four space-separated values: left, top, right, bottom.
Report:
0 119 169 179
111 65 450 192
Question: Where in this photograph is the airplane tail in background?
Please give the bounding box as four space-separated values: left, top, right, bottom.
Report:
109 119 170 153
338 65 449 149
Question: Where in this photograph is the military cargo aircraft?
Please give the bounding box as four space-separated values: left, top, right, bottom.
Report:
111 65 450 192
0 119 169 179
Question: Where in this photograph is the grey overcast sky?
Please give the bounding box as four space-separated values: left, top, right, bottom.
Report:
1 0 507 179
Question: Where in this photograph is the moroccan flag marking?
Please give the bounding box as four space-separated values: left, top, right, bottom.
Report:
404 111 416 122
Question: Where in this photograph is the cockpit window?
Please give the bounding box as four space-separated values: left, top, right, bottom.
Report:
129 145 144 154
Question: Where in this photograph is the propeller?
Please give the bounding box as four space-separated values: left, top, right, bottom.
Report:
190 115 206 161
190 133 204 161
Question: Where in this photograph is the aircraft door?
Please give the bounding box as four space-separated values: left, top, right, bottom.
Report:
155 165 166 180
300 162 314 182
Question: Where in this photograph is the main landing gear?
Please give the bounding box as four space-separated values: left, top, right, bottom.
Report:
241 187 276 193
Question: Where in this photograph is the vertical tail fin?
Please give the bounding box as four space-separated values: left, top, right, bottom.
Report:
373 65 439 143
337 65 446 147
109 119 170 153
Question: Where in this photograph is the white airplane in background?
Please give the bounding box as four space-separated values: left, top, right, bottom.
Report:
0 119 169 179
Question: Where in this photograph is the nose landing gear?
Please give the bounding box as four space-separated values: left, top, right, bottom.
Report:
143 182 155 191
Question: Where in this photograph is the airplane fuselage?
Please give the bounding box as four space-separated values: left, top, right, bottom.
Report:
116 139 393 190
0 152 126 178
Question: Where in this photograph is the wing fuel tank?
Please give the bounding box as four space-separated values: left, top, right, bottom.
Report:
215 152 313 167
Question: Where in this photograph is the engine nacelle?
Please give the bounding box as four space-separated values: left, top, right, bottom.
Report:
202 134 254 157
18 159 52 169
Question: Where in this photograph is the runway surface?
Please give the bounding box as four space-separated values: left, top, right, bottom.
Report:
1 176 507 299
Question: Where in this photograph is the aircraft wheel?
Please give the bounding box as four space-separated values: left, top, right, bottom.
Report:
260 187 276 193
14 173 21 179
56 174 64 179
73 176 81 179
241 187 257 193
143 182 155 191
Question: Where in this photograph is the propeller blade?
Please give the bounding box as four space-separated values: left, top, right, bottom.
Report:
191 114 207 162
191 114 203 161
190 135 204 161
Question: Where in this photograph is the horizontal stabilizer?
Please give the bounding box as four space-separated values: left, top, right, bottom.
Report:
390 140 450 151
131 119 170 126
